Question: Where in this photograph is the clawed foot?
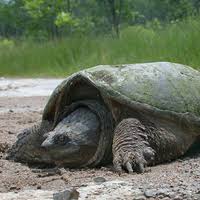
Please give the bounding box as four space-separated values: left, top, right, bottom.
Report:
113 147 155 174
112 118 156 174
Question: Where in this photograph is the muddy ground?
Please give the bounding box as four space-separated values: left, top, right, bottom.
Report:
0 96 200 199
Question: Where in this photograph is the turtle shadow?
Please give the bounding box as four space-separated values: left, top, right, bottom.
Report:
183 139 200 159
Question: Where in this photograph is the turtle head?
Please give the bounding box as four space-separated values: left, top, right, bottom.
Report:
40 107 100 166
41 128 99 166
41 130 80 154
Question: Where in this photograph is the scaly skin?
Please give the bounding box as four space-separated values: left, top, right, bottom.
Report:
112 118 195 173
8 120 53 164
113 118 155 173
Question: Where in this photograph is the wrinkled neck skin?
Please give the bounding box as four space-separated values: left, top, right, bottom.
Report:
42 106 101 167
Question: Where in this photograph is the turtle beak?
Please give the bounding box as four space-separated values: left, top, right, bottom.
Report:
41 131 55 148
41 138 54 148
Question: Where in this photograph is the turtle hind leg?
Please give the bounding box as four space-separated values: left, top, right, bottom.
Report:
7 120 52 164
112 118 155 174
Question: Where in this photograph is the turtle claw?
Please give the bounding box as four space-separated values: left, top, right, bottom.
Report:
126 162 134 174
137 163 145 173
112 118 156 174
113 150 149 174
113 156 123 174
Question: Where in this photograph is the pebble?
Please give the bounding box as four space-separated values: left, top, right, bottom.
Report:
8 131 15 134
144 189 157 198
134 195 146 200
93 177 106 184
37 185 41 189
61 174 69 183
193 194 200 200
9 186 20 191
173 196 182 200
53 189 79 200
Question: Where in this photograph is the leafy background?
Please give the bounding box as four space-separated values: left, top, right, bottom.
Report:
0 0 200 76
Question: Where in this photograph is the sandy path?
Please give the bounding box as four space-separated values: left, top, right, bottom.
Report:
0 78 63 97
0 79 199 199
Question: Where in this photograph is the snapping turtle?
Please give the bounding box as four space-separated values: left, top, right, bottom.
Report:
9 62 200 173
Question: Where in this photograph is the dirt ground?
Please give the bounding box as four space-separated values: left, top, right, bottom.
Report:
0 96 200 199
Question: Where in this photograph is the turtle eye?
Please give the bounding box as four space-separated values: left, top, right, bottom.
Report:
53 134 70 145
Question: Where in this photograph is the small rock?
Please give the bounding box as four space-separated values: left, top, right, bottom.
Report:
37 171 57 177
9 109 14 113
8 131 15 135
134 195 146 200
37 185 42 189
93 177 106 184
156 188 170 196
173 196 182 200
53 189 79 200
161 197 170 200
119 182 127 186
61 174 69 183
9 186 18 191
58 168 68 175
193 192 200 200
144 189 157 198
31 182 37 186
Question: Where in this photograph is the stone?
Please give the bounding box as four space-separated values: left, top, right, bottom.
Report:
53 189 79 200
93 177 106 184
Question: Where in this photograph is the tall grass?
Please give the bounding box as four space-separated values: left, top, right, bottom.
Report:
0 17 200 77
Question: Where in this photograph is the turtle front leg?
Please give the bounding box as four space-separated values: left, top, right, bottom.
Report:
113 118 195 174
112 118 155 174
7 120 53 164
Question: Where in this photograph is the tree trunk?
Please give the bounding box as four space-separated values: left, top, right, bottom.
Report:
107 0 122 38
67 0 71 13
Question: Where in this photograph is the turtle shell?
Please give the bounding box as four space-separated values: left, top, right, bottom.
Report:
42 62 200 165
43 62 200 120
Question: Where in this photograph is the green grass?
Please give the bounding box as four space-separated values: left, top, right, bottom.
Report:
1 17 200 77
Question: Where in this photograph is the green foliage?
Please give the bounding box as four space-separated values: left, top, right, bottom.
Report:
0 0 200 77
55 12 74 27
23 0 44 18
0 0 198 39
0 18 200 77
0 38 14 48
